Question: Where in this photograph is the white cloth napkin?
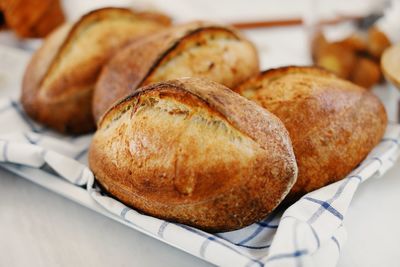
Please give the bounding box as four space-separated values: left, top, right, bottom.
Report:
0 95 399 267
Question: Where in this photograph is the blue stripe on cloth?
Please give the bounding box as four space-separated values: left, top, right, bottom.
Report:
266 249 309 262
114 205 183 251
331 236 341 252
306 175 359 224
381 137 399 144
371 156 383 166
236 226 271 247
304 197 344 221
237 244 270 250
117 211 264 265
179 225 264 267
293 221 303 267
23 132 42 144
74 148 89 160
236 211 279 247
256 222 279 228
278 215 320 251
252 221 306 266
157 221 169 238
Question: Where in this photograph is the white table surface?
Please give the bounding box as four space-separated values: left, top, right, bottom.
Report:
0 168 210 267
1 1 400 266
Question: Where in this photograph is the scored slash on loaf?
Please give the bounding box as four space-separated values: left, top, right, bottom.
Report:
92 21 260 123
21 7 171 134
236 66 387 203
89 77 298 232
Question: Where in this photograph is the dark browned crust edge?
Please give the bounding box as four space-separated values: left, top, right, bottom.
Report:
259 65 336 77
21 7 171 134
93 22 257 125
99 77 293 153
235 65 337 93
41 7 170 90
134 24 243 89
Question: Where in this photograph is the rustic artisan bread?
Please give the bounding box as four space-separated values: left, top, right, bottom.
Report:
21 7 171 134
236 66 387 202
89 78 297 232
92 21 259 123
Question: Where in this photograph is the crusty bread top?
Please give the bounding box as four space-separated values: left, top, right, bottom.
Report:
22 7 170 105
20 7 171 134
91 77 298 231
93 21 258 123
40 7 171 99
236 66 387 200
98 21 243 91
21 23 72 119
236 66 363 112
100 78 296 161
236 65 386 139
236 65 336 97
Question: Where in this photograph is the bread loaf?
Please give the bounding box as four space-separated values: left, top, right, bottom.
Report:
89 78 297 232
21 7 171 134
92 22 259 123
236 66 387 202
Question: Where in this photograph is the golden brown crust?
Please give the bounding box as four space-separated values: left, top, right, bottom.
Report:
21 7 171 134
90 77 297 232
315 42 357 79
236 66 387 202
351 57 381 89
21 23 71 123
336 33 368 53
93 21 259 123
368 27 391 59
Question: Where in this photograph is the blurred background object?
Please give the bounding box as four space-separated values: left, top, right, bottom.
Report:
1 0 398 65
311 27 386 89
310 0 399 89
0 0 65 38
0 0 399 95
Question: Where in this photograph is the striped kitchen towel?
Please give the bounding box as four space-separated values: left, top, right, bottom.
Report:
0 96 399 267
